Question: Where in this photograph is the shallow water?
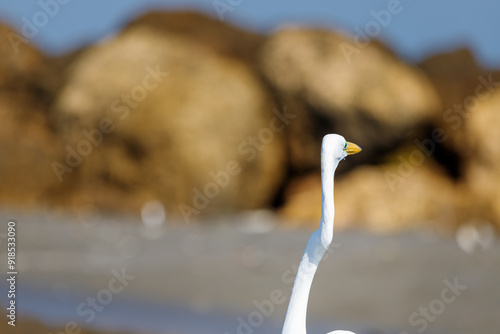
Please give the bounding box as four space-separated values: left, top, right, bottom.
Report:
1 209 499 334
13 285 365 334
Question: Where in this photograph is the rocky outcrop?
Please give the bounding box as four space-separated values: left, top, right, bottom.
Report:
0 23 62 208
0 12 499 230
124 11 263 65
419 48 500 156
279 149 460 233
464 90 500 225
278 47 500 231
53 22 286 220
259 28 441 171
0 24 44 88
417 49 500 227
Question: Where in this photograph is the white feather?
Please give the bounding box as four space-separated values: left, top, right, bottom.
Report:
281 134 357 334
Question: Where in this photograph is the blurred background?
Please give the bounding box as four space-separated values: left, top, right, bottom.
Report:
0 1 499 333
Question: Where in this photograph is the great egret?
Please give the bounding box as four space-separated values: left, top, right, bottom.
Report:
281 134 361 334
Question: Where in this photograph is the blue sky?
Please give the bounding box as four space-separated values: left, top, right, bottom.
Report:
1 0 499 68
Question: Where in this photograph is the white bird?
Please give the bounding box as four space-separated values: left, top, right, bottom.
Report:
281 134 362 334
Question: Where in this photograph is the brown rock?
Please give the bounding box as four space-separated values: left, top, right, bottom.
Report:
464 90 500 227
259 27 441 171
0 23 44 88
125 11 263 65
278 173 323 228
419 48 500 155
0 23 62 208
419 48 487 108
279 149 459 233
335 161 459 233
54 23 286 219
0 92 62 207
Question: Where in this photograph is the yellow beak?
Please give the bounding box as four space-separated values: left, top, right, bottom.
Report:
346 141 362 155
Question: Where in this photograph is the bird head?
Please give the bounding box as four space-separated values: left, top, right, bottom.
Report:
322 134 362 161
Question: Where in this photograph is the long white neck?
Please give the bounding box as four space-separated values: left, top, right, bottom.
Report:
282 150 338 334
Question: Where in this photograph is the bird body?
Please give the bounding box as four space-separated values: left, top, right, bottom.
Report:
281 134 361 334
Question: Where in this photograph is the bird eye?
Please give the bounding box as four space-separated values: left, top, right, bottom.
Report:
343 142 347 150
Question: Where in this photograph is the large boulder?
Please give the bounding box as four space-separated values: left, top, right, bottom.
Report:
419 49 500 227
54 21 286 220
0 91 63 207
0 23 62 208
419 48 500 157
0 23 44 88
124 11 263 66
259 28 440 171
279 148 460 233
419 48 487 109
464 90 500 227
